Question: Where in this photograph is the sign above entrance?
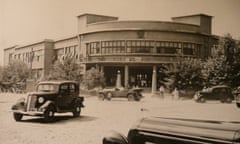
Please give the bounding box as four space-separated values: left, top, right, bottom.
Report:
125 57 142 62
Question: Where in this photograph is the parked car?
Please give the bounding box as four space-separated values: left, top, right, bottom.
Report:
11 80 84 122
233 87 240 108
103 117 240 144
98 87 143 101
194 85 234 103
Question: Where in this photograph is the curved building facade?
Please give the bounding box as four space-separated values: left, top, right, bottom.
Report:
77 14 216 90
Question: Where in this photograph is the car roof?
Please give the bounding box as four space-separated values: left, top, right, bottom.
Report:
38 80 79 85
211 85 230 89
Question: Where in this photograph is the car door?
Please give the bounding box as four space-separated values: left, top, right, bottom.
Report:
212 88 221 100
57 83 72 107
115 87 128 97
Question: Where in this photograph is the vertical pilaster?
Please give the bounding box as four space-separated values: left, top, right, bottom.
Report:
124 65 129 88
152 65 157 96
100 65 104 73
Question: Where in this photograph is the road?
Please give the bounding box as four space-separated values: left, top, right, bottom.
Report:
0 93 240 144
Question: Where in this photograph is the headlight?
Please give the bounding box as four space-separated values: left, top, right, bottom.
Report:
38 97 44 103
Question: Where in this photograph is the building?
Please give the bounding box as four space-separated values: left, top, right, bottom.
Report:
4 13 218 92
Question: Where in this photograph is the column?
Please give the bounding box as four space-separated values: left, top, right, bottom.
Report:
100 65 104 73
124 65 129 88
116 70 122 88
151 65 157 96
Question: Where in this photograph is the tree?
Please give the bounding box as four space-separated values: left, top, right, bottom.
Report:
201 55 228 87
223 34 240 87
173 58 203 90
3 60 30 83
157 64 170 89
45 56 81 81
0 60 30 92
82 67 105 90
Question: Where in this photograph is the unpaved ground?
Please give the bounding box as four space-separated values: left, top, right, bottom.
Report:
0 93 240 144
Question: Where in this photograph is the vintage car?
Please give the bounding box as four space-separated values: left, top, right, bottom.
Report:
98 87 143 101
103 117 240 144
194 85 234 103
233 87 240 108
11 81 84 122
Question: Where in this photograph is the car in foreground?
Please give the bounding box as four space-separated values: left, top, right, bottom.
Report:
194 85 234 103
11 80 84 122
98 87 143 101
103 117 240 144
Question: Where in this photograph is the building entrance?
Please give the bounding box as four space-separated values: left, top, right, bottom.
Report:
129 66 152 88
104 66 124 87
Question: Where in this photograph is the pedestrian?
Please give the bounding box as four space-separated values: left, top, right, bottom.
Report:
159 86 165 98
172 88 179 100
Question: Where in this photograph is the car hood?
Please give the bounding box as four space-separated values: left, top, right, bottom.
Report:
133 117 240 143
100 88 115 92
199 91 211 94
28 91 57 96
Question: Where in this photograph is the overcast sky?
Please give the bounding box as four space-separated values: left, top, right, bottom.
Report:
1 0 240 65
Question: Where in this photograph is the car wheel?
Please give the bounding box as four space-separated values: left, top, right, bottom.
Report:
237 103 240 108
13 113 23 121
128 94 135 101
43 106 55 123
72 104 81 117
220 99 225 103
199 97 206 103
98 93 105 101
225 97 232 103
106 92 112 101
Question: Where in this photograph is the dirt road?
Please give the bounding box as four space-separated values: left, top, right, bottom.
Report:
0 93 239 144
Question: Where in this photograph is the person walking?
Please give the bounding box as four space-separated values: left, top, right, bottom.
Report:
159 86 165 98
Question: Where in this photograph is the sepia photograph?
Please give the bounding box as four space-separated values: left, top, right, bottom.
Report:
0 0 240 143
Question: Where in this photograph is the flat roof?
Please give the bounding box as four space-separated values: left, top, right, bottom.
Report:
172 13 213 19
77 13 118 19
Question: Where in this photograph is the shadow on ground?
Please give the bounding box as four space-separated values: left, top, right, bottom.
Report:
20 115 98 124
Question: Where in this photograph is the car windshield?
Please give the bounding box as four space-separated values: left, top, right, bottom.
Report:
36 84 59 92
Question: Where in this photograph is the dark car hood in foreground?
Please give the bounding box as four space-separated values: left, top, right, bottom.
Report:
132 117 240 143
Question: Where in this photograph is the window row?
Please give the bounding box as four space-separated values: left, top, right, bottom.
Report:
11 50 42 63
87 40 201 55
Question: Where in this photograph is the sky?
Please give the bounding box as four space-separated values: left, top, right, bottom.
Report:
0 0 240 65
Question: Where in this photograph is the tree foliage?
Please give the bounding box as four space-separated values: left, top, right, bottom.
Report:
157 64 171 88
82 67 105 90
0 60 30 84
223 34 240 87
44 56 81 81
201 55 228 87
0 60 30 91
173 58 203 90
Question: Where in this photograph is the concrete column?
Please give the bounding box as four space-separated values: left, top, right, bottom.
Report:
116 70 122 88
100 65 104 73
124 65 129 88
151 65 157 96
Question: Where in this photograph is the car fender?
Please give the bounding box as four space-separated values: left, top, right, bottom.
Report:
39 100 56 111
11 97 26 111
73 97 85 107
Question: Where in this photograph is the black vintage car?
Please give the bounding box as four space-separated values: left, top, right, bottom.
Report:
98 87 143 101
103 117 240 144
11 81 84 122
233 87 240 108
194 85 234 103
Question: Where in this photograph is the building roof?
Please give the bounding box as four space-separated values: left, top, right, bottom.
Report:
172 13 213 19
77 13 118 19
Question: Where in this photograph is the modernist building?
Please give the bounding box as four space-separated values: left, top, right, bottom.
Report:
4 13 218 92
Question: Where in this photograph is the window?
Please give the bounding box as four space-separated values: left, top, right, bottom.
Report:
69 84 76 93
